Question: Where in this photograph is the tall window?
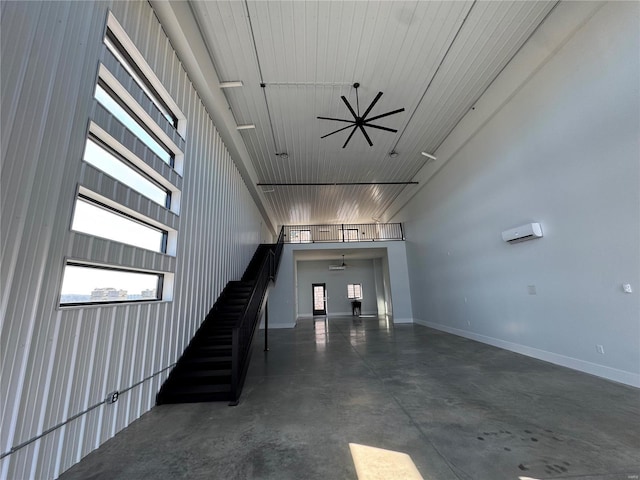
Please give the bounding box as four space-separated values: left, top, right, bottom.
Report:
94 82 173 165
347 284 362 299
61 264 163 305
71 195 167 253
290 229 312 243
104 29 178 128
60 13 184 306
83 137 170 207
342 229 359 242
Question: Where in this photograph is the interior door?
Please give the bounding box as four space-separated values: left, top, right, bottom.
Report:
312 283 326 316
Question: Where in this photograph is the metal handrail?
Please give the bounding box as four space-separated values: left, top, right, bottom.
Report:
282 223 404 243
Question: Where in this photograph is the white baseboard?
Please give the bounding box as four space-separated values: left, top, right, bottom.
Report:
414 319 640 388
260 322 296 329
297 311 378 318
393 317 415 324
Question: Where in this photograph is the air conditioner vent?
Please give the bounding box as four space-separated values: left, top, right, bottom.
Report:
502 223 543 243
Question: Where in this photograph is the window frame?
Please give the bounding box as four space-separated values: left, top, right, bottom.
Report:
59 261 164 307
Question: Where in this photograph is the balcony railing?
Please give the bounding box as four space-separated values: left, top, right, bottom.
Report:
282 223 404 243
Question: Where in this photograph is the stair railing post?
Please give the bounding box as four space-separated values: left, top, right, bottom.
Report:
264 300 269 351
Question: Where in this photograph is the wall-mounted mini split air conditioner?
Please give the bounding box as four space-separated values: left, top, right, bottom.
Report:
328 265 346 271
501 223 543 243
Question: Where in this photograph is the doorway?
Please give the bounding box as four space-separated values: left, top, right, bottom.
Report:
312 283 326 316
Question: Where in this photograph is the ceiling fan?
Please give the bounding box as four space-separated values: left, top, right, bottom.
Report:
328 255 348 271
318 82 405 148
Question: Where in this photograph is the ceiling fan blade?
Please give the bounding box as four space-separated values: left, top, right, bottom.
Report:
360 91 383 120
317 116 355 124
342 126 358 148
363 123 398 133
359 125 373 147
341 96 359 120
364 107 405 123
321 124 356 139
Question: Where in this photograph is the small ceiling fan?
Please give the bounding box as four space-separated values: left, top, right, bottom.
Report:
318 82 405 148
329 255 348 271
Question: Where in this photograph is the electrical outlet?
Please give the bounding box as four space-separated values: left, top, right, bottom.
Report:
527 285 537 295
107 390 119 404
596 345 605 355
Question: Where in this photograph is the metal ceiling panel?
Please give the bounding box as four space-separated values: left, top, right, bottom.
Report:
190 0 556 226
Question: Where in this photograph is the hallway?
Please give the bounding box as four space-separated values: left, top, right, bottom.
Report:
60 317 639 479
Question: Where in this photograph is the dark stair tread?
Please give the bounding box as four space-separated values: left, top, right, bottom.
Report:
203 336 232 342
157 385 233 404
183 355 232 364
198 336 232 342
204 329 234 335
194 345 232 351
178 369 231 378
164 384 231 394
187 350 231 357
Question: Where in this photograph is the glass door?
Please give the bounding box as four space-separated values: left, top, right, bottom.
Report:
312 283 326 316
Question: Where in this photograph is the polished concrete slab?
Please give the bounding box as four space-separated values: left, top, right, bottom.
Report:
59 316 639 480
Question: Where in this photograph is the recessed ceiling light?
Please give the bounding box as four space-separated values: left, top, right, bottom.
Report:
219 81 244 88
388 150 399 158
236 124 255 130
421 152 437 161
276 152 289 159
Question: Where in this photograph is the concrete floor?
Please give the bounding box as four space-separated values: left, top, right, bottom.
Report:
60 316 639 480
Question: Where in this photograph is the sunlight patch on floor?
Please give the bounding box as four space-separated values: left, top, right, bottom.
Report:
349 443 424 480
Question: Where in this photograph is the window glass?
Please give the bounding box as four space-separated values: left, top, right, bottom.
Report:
290 230 312 243
84 138 168 206
348 284 362 299
60 263 161 305
343 229 359 242
94 83 172 164
72 196 165 252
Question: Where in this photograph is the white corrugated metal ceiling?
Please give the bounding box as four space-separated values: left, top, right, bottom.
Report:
189 0 557 226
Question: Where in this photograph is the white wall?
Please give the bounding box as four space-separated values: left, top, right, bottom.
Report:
393 2 640 387
268 242 413 328
373 258 387 314
0 2 267 478
296 259 380 317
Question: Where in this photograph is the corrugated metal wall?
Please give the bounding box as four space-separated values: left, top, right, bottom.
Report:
0 2 267 478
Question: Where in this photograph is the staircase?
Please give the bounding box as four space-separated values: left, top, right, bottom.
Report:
156 240 280 405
